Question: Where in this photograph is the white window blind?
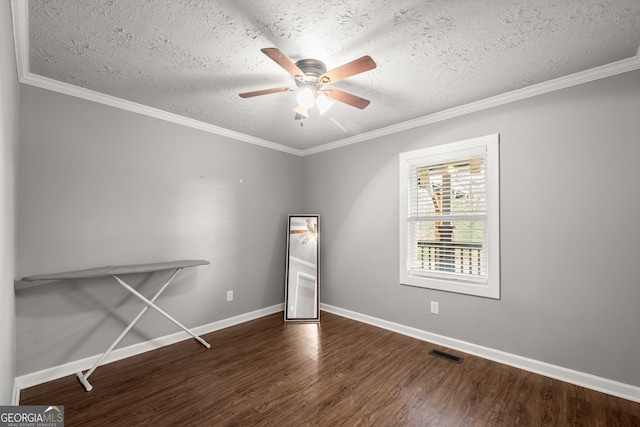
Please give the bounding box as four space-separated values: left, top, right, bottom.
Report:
407 154 488 284
399 134 500 299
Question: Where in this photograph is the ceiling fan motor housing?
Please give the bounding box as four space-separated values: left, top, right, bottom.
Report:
294 59 327 87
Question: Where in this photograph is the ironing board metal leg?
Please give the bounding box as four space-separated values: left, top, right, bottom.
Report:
76 268 204 391
112 273 211 349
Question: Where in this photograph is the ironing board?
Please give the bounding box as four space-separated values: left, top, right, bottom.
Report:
21 259 211 391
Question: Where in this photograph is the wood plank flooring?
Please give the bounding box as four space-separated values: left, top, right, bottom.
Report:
20 311 640 426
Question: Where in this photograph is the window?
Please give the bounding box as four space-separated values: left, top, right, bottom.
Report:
399 134 500 298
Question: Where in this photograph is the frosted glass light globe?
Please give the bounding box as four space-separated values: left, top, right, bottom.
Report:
296 88 316 109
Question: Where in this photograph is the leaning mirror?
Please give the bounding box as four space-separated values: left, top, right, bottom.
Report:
284 214 320 322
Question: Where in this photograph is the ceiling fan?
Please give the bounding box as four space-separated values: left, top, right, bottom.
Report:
239 48 377 120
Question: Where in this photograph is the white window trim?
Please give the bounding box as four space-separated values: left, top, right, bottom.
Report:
399 134 500 299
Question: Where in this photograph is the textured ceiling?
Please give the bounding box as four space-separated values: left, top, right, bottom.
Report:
23 0 640 151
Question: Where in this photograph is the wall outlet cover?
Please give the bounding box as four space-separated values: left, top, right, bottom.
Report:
430 301 439 314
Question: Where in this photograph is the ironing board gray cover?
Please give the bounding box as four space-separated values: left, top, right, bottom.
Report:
21 260 209 282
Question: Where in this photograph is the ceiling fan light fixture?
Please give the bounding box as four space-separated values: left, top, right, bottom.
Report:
296 88 316 109
293 104 309 118
240 48 376 119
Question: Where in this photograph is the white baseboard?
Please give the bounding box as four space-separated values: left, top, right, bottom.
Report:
15 302 639 404
320 303 640 403
14 304 283 393
12 380 20 406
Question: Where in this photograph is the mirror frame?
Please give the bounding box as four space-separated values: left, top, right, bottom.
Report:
284 214 320 322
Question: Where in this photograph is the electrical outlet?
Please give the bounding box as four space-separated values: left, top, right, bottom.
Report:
430 301 439 315
226 290 233 302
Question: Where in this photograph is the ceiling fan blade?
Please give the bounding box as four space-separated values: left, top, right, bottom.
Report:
239 86 291 98
323 88 371 109
319 55 376 84
261 48 304 79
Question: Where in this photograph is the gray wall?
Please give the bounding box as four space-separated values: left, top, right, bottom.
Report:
302 70 640 387
0 0 19 404
15 85 303 376
13 60 640 389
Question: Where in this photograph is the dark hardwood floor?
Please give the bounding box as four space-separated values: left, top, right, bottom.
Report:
20 311 640 426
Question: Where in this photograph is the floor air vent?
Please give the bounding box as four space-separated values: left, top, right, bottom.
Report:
430 349 462 363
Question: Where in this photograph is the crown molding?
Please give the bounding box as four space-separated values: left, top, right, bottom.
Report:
10 0 28 79
20 73 301 155
302 52 640 155
10 1 301 156
12 0 640 157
